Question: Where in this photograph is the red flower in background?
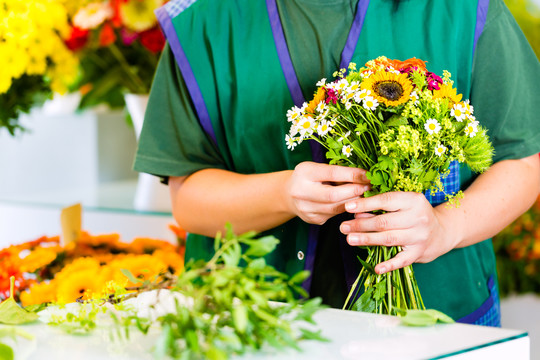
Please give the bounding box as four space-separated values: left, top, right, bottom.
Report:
99 22 117 47
139 27 165 53
65 26 90 51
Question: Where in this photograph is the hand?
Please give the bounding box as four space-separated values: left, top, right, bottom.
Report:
285 162 371 225
340 192 456 274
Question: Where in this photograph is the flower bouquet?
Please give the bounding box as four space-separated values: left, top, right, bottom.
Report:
0 0 79 135
64 0 167 110
285 57 494 315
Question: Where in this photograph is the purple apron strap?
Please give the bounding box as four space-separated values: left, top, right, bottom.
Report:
266 0 368 293
473 0 490 56
155 6 218 146
340 0 371 70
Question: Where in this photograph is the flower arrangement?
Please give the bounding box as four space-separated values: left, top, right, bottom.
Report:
0 224 185 306
64 0 167 110
285 56 494 315
493 195 540 296
0 0 79 135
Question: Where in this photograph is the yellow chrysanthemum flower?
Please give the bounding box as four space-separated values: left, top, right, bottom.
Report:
433 83 462 106
361 70 413 107
19 246 60 273
55 257 102 282
109 254 168 287
56 269 105 303
120 0 164 32
20 281 57 307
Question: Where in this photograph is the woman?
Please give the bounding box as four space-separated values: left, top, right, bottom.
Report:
134 0 540 326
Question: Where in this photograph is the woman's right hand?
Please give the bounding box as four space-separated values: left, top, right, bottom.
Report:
284 161 371 225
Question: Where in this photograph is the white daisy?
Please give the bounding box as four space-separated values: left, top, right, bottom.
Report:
434 144 447 156
464 120 479 137
285 134 297 150
354 89 371 103
424 118 441 134
286 105 303 124
338 131 351 142
297 116 315 137
362 96 379 111
342 145 353 157
316 78 327 87
317 120 331 136
451 103 467 122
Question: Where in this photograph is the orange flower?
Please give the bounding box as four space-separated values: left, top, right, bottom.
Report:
306 87 326 115
99 22 116 47
128 237 176 254
19 246 60 273
388 57 428 73
56 270 105 303
109 254 168 287
20 281 57 306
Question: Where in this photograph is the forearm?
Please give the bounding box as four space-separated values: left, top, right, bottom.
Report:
169 169 294 237
436 154 540 249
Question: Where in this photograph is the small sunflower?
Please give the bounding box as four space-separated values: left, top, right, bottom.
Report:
306 87 326 115
433 83 463 105
361 70 413 107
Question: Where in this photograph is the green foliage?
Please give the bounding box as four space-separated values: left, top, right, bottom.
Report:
42 225 327 359
0 75 52 136
395 308 455 326
0 278 39 325
493 196 540 296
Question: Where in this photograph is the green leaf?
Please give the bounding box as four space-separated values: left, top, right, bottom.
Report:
353 288 376 313
357 255 377 276
289 270 310 285
120 268 143 285
0 277 38 325
243 236 280 257
385 115 408 127
399 309 455 327
0 342 14 360
232 305 248 333
373 281 387 302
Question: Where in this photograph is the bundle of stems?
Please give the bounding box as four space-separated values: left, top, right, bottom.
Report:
343 246 425 314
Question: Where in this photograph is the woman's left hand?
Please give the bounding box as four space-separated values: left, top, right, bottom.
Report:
340 191 455 274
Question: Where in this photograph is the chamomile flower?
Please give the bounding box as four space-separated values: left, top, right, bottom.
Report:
354 89 371 103
348 81 361 92
463 100 474 116
316 101 326 114
434 144 447 156
316 78 327 87
286 105 303 124
424 118 441 134
451 103 467 122
410 90 419 105
338 131 351 142
342 145 353 157
285 134 298 150
464 120 479 137
317 120 331 136
362 96 379 111
297 116 315 137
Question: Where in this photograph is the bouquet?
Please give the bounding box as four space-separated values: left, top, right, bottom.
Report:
285 56 494 315
64 0 167 110
0 0 79 135
493 195 540 296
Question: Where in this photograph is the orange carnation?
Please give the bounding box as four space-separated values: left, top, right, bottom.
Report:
388 57 428 73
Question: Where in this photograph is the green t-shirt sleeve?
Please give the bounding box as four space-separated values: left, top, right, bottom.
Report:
471 0 540 163
133 43 226 180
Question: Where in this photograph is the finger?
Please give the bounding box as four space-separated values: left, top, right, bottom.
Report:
310 163 370 184
341 211 414 234
295 182 369 204
344 191 420 214
374 248 422 274
345 229 407 247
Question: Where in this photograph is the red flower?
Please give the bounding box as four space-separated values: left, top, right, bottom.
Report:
426 72 443 91
139 27 165 54
65 26 90 51
99 22 117 47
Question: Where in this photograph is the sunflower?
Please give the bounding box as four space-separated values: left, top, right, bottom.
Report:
361 70 413 107
433 83 462 106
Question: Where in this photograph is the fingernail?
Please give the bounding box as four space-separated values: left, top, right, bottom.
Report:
345 202 356 211
341 224 350 233
378 265 387 274
348 234 360 245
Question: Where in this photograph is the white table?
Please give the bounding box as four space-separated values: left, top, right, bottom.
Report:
2 301 529 360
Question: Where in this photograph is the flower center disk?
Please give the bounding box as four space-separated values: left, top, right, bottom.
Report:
375 80 403 101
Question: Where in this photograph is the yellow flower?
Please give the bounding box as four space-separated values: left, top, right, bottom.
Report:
306 87 326 115
361 70 413 107
109 254 168 287
152 249 184 274
56 269 105 303
55 257 101 283
120 0 164 32
433 83 462 105
19 246 60 273
128 237 177 254
20 281 57 307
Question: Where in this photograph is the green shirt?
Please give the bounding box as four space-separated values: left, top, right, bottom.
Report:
135 0 540 318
